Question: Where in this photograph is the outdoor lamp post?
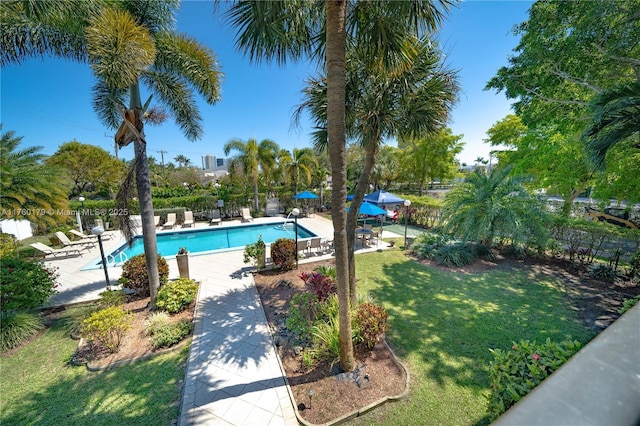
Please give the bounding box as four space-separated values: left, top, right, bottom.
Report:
292 207 300 269
78 195 86 232
91 225 111 291
403 199 412 248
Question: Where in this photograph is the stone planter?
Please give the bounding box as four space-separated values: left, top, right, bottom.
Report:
176 253 190 279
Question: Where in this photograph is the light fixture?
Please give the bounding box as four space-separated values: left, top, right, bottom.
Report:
403 199 412 248
78 195 86 232
292 208 300 269
91 226 111 291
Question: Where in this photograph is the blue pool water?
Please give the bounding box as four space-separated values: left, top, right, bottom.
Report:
93 222 316 268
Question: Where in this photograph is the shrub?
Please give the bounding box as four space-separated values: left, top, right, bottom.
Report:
147 319 193 349
300 271 337 301
155 278 199 314
410 232 450 260
627 250 640 282
144 311 172 336
588 263 618 283
286 292 318 342
313 265 336 279
434 242 475 267
619 295 640 315
98 289 125 309
353 302 390 349
487 338 581 420
0 233 17 257
271 238 297 271
1 311 44 352
80 306 131 352
311 316 341 361
0 256 58 312
243 235 266 270
119 254 169 297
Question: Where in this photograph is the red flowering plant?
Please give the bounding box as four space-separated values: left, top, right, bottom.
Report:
299 271 336 301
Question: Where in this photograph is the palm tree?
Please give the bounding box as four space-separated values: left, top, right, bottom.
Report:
0 127 68 228
2 1 223 302
584 81 640 170
224 137 279 212
442 167 549 249
297 35 458 302
282 147 318 197
174 154 191 168
224 0 455 371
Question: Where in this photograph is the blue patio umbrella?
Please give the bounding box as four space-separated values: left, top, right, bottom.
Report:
293 190 318 199
346 194 354 201
363 190 404 206
347 201 387 216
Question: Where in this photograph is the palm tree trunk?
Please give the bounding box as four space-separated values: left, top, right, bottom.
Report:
326 0 354 372
347 141 378 306
130 83 161 304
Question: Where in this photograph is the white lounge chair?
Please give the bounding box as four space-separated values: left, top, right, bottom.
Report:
55 231 95 250
209 209 221 226
154 215 161 228
182 211 194 228
30 242 82 258
70 229 114 241
241 208 254 223
163 213 176 229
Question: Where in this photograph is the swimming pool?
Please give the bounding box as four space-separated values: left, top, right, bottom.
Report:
87 221 316 269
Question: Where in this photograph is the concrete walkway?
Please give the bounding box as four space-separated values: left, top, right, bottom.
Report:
44 215 401 426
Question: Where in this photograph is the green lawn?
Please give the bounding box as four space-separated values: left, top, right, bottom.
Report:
0 309 188 426
352 250 596 426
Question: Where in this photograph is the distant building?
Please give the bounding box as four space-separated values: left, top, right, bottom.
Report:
201 155 214 170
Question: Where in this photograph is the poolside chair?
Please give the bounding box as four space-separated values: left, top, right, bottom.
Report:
209 209 221 226
70 229 115 241
55 231 95 250
308 237 322 256
297 239 309 258
154 215 161 228
163 213 176 229
30 242 82 259
182 211 194 228
241 208 254 223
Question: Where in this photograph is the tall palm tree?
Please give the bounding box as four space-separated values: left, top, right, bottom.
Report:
282 147 318 197
224 0 455 371
443 167 549 248
224 137 279 212
2 1 223 302
0 127 68 228
174 154 191 168
297 35 458 302
584 81 640 170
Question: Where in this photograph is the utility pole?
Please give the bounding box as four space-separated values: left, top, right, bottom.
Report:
157 150 167 183
105 133 117 159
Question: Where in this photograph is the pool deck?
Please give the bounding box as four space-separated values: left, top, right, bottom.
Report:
43 214 403 426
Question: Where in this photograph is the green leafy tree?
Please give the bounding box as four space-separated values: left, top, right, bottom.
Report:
403 129 463 194
485 115 594 215
224 137 279 212
0 127 68 228
443 167 549 249
486 0 639 206
46 140 125 198
173 154 191 168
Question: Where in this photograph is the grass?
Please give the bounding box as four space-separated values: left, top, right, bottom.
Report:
0 307 188 426
351 250 596 426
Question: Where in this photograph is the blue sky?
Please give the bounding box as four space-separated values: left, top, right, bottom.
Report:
1 0 532 167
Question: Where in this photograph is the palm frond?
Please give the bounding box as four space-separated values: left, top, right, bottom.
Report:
92 80 128 129
153 32 223 105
